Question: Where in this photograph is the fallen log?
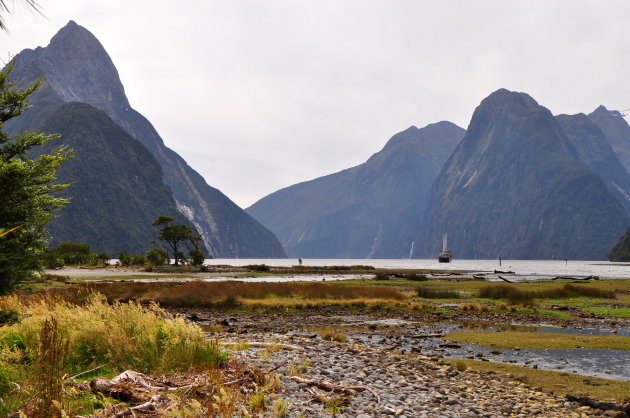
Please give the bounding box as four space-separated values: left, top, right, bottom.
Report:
290 376 356 395
112 394 161 417
305 387 350 406
291 376 381 403
412 333 445 339
498 275 515 283
552 275 599 281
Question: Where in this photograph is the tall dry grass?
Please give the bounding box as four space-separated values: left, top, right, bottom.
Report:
0 293 226 376
50 281 406 308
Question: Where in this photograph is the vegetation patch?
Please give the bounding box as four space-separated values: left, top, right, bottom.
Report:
583 307 630 317
416 286 459 299
49 281 406 308
478 283 615 305
443 330 630 350
446 359 630 402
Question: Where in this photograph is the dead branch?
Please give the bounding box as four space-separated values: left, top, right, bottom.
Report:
290 376 356 395
412 333 445 338
67 364 104 381
306 387 350 406
346 384 381 403
111 394 161 417
498 275 515 283
383 405 404 416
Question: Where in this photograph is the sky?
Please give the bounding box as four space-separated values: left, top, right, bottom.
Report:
2 0 630 208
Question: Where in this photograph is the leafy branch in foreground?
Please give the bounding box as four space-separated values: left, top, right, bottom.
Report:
0 62 72 293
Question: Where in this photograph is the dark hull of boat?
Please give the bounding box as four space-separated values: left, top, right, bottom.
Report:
438 256 451 263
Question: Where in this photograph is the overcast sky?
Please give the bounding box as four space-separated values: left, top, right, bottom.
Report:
2 1 630 208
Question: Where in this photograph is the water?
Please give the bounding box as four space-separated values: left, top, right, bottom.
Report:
206 258 630 280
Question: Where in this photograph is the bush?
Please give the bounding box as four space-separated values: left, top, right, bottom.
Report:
374 273 390 281
189 248 205 266
406 273 428 281
146 248 168 266
416 286 459 299
477 285 534 305
246 264 270 272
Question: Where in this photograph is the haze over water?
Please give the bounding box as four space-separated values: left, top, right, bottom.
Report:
207 259 630 280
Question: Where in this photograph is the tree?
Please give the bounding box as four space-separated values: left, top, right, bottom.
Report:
0 0 41 31
151 216 204 266
0 62 71 293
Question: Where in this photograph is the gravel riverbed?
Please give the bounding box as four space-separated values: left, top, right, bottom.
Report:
172 309 630 417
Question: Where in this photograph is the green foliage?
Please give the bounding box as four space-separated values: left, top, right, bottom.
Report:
152 216 201 266
374 272 390 281
0 63 72 293
146 248 168 266
116 251 146 267
44 242 109 267
406 273 428 281
478 283 615 305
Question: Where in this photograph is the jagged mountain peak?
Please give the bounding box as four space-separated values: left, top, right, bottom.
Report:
13 20 130 116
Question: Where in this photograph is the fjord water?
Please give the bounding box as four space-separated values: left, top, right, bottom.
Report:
207 259 630 280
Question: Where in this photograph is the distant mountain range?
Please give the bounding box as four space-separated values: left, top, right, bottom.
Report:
7 21 630 260
246 122 465 258
420 89 628 260
6 21 286 257
250 89 630 260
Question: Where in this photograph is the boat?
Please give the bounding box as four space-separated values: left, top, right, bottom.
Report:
438 233 452 263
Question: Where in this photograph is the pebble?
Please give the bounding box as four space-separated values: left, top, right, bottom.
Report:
210 312 604 417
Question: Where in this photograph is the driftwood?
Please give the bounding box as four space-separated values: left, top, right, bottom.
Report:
111 394 161 417
305 387 350 406
494 270 515 274
497 275 515 283
552 275 599 281
292 376 381 403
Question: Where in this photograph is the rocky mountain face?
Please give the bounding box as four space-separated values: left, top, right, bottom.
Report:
420 89 628 260
555 113 630 215
9 21 286 257
247 122 465 258
589 106 630 174
26 102 193 255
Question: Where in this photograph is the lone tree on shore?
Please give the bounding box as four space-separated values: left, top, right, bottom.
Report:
0 63 72 293
151 216 204 266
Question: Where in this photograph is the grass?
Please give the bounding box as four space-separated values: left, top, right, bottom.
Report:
443 330 630 350
583 307 630 317
446 359 630 402
416 286 459 299
47 281 407 309
0 293 228 416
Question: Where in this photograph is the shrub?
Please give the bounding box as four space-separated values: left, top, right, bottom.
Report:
189 248 205 266
477 285 534 305
416 286 459 299
374 273 390 281
319 331 348 343
146 248 169 266
246 264 270 272
455 360 468 371
406 273 428 281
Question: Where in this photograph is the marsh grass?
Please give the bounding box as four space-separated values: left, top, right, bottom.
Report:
443 330 630 350
416 286 459 299
478 283 616 305
0 293 228 414
49 281 406 309
447 359 630 402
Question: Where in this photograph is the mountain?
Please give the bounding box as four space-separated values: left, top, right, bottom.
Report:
607 226 630 261
246 122 465 258
29 102 194 255
589 106 630 174
555 113 630 214
420 89 628 260
8 21 286 258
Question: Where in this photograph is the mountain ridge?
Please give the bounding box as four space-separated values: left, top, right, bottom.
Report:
9 21 286 258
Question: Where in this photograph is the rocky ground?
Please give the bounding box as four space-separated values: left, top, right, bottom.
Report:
172 309 630 417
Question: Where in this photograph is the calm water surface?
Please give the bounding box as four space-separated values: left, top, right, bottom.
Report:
206 259 630 280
